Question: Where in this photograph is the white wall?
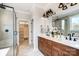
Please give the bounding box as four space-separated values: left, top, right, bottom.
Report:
32 16 52 50
32 16 40 50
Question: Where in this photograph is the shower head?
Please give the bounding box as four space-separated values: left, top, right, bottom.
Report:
0 4 6 9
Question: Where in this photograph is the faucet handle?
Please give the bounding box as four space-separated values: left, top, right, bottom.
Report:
73 38 77 41
66 37 68 40
68 33 71 36
72 33 75 37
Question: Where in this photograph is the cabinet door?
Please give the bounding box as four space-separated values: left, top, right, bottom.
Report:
52 41 78 56
38 37 52 56
52 41 61 56
38 37 46 55
45 39 52 56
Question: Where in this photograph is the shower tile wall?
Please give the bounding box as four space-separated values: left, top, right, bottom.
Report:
0 9 3 41
0 9 13 48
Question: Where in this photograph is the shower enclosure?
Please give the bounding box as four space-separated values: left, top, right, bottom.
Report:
0 4 17 56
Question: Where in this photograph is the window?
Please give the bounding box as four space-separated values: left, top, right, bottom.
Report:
61 20 65 30
70 14 79 32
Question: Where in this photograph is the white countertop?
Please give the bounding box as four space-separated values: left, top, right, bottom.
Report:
39 34 79 49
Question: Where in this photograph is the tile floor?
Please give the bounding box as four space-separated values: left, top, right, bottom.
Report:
0 48 10 56
7 40 44 56
6 47 13 56
18 40 44 56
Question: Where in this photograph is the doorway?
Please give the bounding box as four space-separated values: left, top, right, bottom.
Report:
18 21 29 55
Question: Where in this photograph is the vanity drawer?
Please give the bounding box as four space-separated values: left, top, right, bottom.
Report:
38 37 52 56
52 41 77 56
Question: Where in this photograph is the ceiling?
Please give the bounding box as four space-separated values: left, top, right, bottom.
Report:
4 3 59 18
4 3 58 14
4 3 79 19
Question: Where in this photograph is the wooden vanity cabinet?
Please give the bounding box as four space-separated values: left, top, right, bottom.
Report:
38 37 52 56
51 41 77 56
38 37 79 56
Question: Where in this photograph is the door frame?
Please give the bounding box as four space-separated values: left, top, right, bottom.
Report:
16 19 34 55
18 20 29 45
16 20 29 55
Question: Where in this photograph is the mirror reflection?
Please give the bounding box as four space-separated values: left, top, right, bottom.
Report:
61 14 79 37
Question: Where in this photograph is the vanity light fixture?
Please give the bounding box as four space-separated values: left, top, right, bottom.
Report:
43 13 46 17
58 3 77 10
58 3 64 8
70 3 77 6
43 9 56 18
58 3 68 10
62 5 68 10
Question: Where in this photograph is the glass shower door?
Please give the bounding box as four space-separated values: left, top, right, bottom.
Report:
0 8 13 56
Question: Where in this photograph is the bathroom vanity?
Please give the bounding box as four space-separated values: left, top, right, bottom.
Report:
38 34 79 56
